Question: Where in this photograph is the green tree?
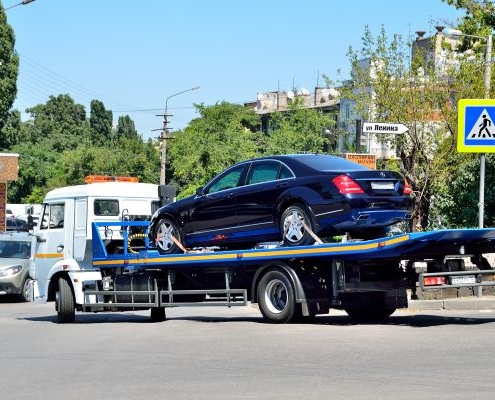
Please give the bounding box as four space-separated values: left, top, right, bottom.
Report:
47 135 160 188
432 153 495 228
444 0 494 52
168 102 261 197
25 94 89 152
8 140 59 202
116 115 138 139
345 26 459 231
0 109 21 149
264 99 334 154
0 5 19 131
7 94 159 202
434 0 495 227
89 99 113 145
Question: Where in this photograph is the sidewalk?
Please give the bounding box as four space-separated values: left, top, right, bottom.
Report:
408 296 495 311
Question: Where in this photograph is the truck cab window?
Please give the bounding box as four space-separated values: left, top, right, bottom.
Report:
40 203 65 230
94 199 119 216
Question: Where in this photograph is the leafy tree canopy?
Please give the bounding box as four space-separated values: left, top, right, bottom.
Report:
264 99 334 155
0 6 19 131
168 102 261 197
89 99 113 145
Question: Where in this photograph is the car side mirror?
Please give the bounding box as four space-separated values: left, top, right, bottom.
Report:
196 187 205 196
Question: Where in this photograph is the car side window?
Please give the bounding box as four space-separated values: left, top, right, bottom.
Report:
279 164 294 179
246 162 280 185
206 165 245 194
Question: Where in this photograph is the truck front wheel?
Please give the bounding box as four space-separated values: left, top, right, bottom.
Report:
257 270 296 323
56 277 75 323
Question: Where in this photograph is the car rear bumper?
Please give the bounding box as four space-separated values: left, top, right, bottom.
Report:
315 208 412 234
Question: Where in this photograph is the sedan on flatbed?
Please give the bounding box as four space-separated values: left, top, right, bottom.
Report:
150 154 413 254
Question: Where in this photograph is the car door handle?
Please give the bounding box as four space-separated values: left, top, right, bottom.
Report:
57 245 64 253
226 193 235 199
277 182 288 188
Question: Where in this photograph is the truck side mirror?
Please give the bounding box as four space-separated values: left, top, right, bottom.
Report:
27 215 34 231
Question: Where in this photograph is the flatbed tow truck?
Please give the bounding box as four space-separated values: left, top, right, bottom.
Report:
41 220 495 323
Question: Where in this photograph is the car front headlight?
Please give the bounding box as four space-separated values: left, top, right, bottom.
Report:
0 265 23 277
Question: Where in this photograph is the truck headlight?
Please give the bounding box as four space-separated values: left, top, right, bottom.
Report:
0 265 23 277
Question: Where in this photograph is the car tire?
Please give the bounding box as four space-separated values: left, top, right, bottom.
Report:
280 204 314 246
257 270 296 323
56 277 75 323
19 278 32 302
154 217 184 254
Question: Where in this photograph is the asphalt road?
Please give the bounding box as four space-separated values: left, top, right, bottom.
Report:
1 298 495 400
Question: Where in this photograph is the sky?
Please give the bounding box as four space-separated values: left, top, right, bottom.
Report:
4 0 463 141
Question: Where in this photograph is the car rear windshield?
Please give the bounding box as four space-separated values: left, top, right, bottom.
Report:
298 155 370 172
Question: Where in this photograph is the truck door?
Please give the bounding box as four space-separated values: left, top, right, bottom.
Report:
33 202 67 301
73 198 87 261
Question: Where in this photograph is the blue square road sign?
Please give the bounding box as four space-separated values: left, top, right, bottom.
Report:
458 99 495 153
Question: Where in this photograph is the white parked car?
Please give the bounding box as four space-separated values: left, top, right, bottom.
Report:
0 232 33 301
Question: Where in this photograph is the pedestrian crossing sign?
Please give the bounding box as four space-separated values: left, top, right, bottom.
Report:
458 99 495 153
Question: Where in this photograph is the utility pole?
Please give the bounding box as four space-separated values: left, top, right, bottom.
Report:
159 111 173 185
158 86 200 185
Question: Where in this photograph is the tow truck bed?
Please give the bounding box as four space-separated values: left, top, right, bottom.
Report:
92 222 495 269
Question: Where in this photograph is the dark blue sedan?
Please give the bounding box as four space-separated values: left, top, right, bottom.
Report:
149 154 413 253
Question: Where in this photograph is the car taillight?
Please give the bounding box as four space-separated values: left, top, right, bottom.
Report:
403 180 412 195
332 175 364 194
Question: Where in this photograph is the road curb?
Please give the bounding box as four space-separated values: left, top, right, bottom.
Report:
409 296 495 311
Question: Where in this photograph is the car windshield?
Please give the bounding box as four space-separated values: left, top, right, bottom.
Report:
0 240 31 259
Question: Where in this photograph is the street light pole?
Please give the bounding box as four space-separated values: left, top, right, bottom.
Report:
479 33 492 228
160 86 200 185
4 0 35 11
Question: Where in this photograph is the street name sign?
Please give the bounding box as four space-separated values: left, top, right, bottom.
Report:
458 99 495 153
363 122 408 134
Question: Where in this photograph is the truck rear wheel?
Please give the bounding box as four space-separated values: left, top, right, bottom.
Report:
56 277 75 323
257 270 296 323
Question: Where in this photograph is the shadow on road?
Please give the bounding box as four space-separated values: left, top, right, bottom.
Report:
0 296 23 304
16 311 495 327
312 313 495 327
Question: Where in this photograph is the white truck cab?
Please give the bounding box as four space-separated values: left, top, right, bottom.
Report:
30 178 160 310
